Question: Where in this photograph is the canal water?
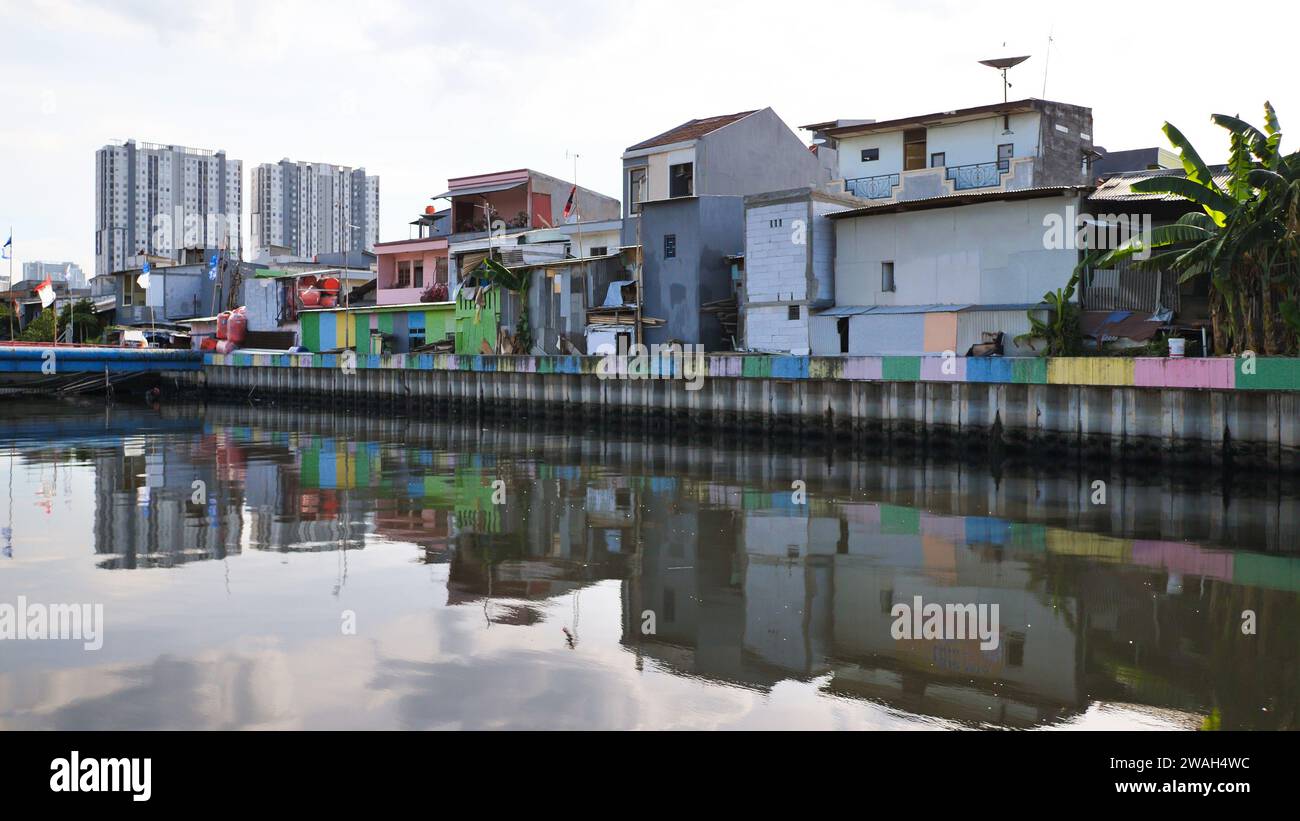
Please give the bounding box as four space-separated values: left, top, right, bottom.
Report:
1 400 1296 731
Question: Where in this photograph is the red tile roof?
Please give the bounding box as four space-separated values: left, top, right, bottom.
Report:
626 110 759 152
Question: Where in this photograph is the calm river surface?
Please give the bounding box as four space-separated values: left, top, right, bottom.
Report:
1 400 1297 730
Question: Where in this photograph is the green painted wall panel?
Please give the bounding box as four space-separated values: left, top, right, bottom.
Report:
1012 358 1048 384
882 357 921 381
1236 358 1300 391
302 313 320 352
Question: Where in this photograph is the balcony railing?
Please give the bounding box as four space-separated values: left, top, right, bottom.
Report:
844 173 901 200
945 161 1008 191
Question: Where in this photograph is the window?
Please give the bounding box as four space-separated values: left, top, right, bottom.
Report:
903 128 927 171
628 167 648 214
122 275 146 307
590 246 608 257
396 260 411 288
860 148 880 163
769 218 783 229
788 305 800 321
838 317 850 354
1006 632 1025 667
664 234 677 259
881 261 896 293
413 260 424 289
669 162 694 198
998 143 1014 172
930 152 946 168
435 257 449 285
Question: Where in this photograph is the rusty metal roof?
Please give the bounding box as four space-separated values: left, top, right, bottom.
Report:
626 110 759 152
1090 165 1232 202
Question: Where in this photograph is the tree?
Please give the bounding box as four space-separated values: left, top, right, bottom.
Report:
1098 103 1300 355
18 309 56 343
479 257 534 354
57 298 102 344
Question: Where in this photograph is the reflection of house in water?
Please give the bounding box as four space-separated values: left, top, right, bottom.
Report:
622 488 1088 727
447 471 635 626
825 503 1082 727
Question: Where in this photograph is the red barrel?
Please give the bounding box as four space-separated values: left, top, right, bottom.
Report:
199 337 218 352
300 288 321 307
319 295 337 309
215 340 237 355
319 277 341 294
216 311 232 340
228 311 248 345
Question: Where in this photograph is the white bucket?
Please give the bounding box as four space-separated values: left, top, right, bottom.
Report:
1168 338 1186 359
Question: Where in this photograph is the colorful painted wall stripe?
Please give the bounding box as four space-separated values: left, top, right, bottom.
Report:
203 353 1300 393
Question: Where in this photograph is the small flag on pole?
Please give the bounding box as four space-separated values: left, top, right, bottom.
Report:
562 185 577 221
36 276 55 308
1 232 11 260
138 261 151 290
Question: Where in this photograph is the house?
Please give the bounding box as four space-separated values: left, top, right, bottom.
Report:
640 196 745 350
109 258 261 327
623 108 832 350
820 187 1088 356
436 168 619 274
238 267 375 350
1080 166 1218 348
0 279 91 331
621 108 833 246
740 187 864 354
298 301 457 355
374 236 450 306
807 98 1095 204
447 219 623 290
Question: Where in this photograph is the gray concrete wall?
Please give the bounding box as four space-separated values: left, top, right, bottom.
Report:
196 363 1300 472
641 196 743 350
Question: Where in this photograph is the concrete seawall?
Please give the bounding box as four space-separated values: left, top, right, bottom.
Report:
189 353 1300 471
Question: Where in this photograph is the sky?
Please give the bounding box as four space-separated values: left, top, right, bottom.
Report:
0 0 1294 277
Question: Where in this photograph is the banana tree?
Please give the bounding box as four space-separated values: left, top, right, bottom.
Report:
479 257 534 354
1097 103 1300 354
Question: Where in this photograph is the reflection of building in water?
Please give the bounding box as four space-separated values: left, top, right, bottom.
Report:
447 470 634 626
91 434 245 569
825 503 1082 727
622 487 1088 727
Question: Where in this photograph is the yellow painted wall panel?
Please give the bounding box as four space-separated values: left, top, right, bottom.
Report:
1047 357 1135 386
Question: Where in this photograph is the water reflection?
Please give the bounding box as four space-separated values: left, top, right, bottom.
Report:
1 400 1297 730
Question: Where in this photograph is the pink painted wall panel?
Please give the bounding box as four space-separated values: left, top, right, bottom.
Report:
1133 358 1235 390
842 357 883 381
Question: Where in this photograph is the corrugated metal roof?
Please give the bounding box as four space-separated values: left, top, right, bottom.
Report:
1090 165 1232 202
828 186 1089 219
626 111 759 152
817 303 1047 317
433 180 527 200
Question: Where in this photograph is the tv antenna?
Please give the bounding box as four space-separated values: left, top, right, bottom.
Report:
979 55 1030 103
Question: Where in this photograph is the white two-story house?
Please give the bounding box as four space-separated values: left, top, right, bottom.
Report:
808 98 1096 204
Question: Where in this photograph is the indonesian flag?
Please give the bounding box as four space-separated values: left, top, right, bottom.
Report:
562 185 577 221
36 276 55 308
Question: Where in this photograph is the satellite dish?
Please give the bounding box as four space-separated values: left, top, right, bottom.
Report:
979 55 1031 102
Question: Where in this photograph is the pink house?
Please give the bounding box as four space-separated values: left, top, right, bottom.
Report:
374 236 449 306
437 169 620 236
